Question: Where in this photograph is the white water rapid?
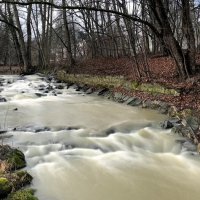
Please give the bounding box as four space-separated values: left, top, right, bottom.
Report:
1 75 200 200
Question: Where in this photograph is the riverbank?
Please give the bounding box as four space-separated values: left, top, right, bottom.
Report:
0 145 38 199
56 70 200 152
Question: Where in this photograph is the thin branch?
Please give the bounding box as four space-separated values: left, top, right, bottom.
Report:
0 0 161 37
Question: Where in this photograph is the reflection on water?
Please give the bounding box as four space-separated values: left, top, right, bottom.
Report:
0 75 200 200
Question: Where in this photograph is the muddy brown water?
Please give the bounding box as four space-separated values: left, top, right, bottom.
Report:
1 75 200 200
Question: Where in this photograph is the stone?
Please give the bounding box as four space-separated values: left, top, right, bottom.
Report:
180 127 191 137
75 87 81 91
0 177 12 198
122 96 130 102
81 85 89 92
162 118 181 129
158 106 169 114
56 85 64 90
186 116 199 132
142 100 152 108
168 106 178 117
113 93 127 103
66 83 74 89
113 92 123 99
66 126 80 130
0 130 7 135
12 171 33 190
38 84 45 88
0 96 7 102
35 93 46 97
34 126 51 133
73 84 79 90
7 150 26 171
182 141 197 152
162 120 173 129
86 88 93 94
125 97 136 105
0 145 26 172
105 128 116 136
128 98 142 106
46 85 54 91
55 79 62 83
46 76 53 82
97 88 109 96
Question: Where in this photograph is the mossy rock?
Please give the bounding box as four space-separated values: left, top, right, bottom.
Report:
0 145 26 172
168 106 178 118
11 171 33 191
7 149 26 171
0 177 12 198
8 189 38 200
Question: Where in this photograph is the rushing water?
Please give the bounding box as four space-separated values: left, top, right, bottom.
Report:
1 75 200 200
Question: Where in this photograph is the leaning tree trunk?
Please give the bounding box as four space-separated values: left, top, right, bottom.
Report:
148 0 190 79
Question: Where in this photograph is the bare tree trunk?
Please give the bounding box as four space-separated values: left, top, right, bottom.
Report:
6 4 23 66
62 0 75 69
27 1 32 68
181 0 196 74
13 4 28 71
148 0 189 78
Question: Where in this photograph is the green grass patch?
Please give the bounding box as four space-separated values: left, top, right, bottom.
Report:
57 71 180 96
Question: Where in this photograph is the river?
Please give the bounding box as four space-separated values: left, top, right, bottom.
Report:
0 74 200 200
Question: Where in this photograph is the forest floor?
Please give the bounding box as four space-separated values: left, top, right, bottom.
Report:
68 56 200 111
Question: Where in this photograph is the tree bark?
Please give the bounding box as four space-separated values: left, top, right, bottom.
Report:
181 0 196 74
13 4 28 71
27 1 32 68
62 0 75 69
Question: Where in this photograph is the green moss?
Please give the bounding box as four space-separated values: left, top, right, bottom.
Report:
56 71 180 96
0 177 12 198
12 171 33 190
7 149 26 170
57 72 125 88
132 83 179 96
8 189 38 200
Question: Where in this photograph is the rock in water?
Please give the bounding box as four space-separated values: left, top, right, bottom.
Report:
161 118 181 129
8 189 38 200
0 97 7 102
186 116 199 132
0 177 12 198
0 145 26 172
